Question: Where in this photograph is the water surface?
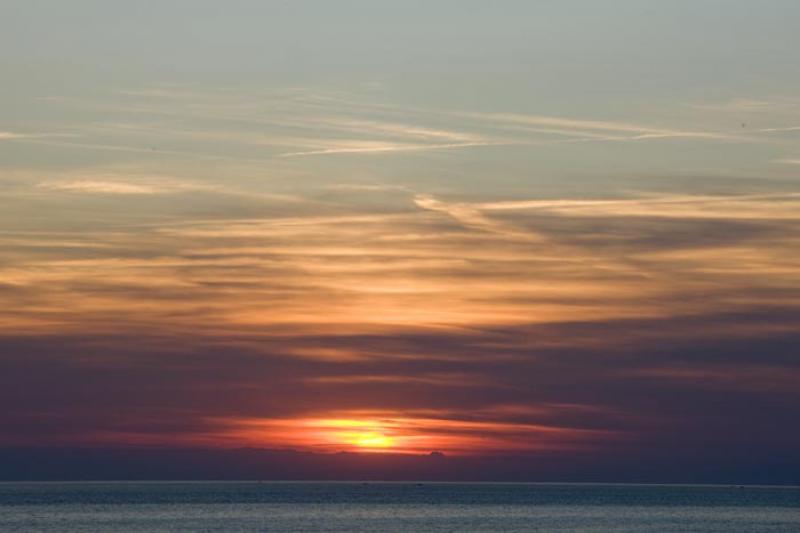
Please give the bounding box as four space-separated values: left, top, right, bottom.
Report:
1 482 798 532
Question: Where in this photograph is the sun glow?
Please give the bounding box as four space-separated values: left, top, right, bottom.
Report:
343 431 395 449
218 410 612 455
312 419 397 451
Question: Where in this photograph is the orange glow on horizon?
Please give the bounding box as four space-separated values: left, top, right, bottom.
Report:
213 410 613 455
343 431 395 450
303 418 403 453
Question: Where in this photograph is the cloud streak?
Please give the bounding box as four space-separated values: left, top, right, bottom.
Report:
36 180 194 195
1 85 799 468
279 140 505 157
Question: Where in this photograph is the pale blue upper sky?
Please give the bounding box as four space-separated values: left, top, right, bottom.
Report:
3 1 800 186
3 1 800 98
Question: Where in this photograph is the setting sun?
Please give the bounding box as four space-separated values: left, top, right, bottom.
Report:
345 431 395 450
217 411 607 456
316 419 397 451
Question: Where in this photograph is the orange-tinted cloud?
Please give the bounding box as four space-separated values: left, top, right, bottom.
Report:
1 87 799 474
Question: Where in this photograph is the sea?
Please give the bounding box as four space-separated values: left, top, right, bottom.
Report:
0 482 798 532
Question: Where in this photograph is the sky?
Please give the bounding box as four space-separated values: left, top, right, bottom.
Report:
1 1 799 482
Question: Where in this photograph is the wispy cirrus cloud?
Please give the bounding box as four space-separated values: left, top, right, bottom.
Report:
690 97 800 113
0 132 27 140
413 194 543 241
0 131 77 141
3 85 800 461
279 140 506 157
27 86 759 169
455 111 737 141
477 192 800 220
37 180 180 195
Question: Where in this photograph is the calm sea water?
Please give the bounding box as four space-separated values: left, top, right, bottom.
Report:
0 482 798 532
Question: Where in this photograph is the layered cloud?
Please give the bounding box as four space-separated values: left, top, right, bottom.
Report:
36 178 202 195
1 86 798 468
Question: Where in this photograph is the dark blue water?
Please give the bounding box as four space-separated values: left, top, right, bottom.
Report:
1 482 798 532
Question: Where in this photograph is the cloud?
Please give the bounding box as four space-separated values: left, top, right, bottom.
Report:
219 408 615 454
2 86 799 472
460 111 734 141
279 140 504 157
16 137 281 164
0 131 79 142
38 180 165 195
478 192 800 220
36 177 212 195
0 132 76 141
287 115 486 143
274 91 740 144
690 98 800 113
755 126 800 134
32 86 746 169
0 132 27 140
324 183 410 192
2 310 798 456
413 194 543 241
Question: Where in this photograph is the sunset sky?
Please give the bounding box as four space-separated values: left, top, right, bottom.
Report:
1 1 799 479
